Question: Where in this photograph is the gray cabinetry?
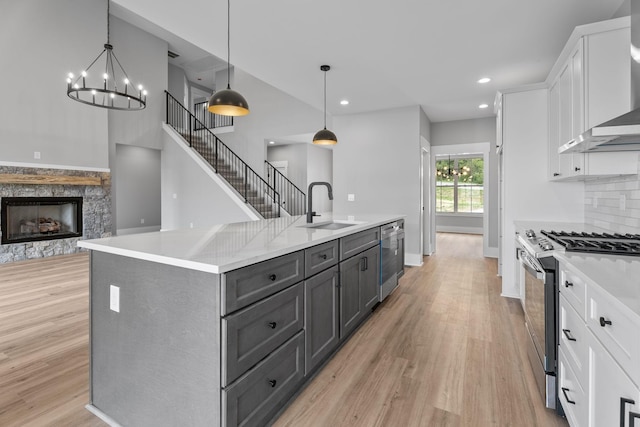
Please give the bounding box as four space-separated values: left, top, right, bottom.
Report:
222 331 305 427
222 283 304 386
339 245 380 339
340 228 379 261
222 251 304 314
304 239 339 279
304 265 339 374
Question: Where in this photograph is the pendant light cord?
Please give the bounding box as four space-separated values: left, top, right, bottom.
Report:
226 0 231 89
323 70 327 129
106 0 110 44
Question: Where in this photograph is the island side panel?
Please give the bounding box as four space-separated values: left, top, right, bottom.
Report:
89 251 221 427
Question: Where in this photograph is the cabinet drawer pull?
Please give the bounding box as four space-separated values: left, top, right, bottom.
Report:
562 329 577 342
574 166 581 172
267 321 277 329
561 387 576 405
320 254 328 260
269 274 277 281
599 316 612 327
621 397 636 427
564 280 573 288
268 379 277 388
553 173 561 177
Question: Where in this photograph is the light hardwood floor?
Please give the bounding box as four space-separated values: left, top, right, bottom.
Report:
0 234 568 426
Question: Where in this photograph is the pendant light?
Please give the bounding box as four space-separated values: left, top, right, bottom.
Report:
66 0 146 111
313 65 338 145
208 0 249 116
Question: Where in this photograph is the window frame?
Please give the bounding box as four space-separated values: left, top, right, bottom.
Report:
435 155 484 216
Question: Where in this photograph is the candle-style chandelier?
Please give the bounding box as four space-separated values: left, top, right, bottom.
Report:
66 0 146 111
436 156 471 180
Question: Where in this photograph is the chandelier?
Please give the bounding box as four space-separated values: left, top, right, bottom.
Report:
66 0 146 111
437 156 471 180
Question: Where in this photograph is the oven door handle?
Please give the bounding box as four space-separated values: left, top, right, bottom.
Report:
520 253 545 280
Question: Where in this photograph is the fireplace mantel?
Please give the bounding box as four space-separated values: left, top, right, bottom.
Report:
0 173 104 186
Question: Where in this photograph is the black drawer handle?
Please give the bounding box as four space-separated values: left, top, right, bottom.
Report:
553 172 561 177
621 398 636 427
320 253 328 260
268 379 277 388
562 387 575 405
269 274 277 281
630 411 640 427
562 329 577 342
267 321 277 329
599 316 612 327
564 280 573 288
575 167 581 172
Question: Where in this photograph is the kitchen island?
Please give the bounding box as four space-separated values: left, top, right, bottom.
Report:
78 213 404 427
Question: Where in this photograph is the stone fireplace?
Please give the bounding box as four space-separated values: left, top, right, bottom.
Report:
0 166 112 263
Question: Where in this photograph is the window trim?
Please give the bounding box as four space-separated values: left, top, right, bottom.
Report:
435 155 484 215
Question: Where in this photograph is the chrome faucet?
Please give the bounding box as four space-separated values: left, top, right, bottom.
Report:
306 182 333 223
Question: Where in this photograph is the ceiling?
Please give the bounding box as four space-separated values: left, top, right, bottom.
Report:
113 0 628 124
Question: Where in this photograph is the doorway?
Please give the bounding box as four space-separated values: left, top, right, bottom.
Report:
420 139 435 257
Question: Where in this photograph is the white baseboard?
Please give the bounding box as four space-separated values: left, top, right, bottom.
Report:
404 252 423 267
501 291 520 299
436 226 483 235
85 404 122 427
117 226 161 236
483 246 499 258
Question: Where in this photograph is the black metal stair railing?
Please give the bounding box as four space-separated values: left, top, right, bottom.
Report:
193 101 234 131
264 161 306 216
165 91 280 219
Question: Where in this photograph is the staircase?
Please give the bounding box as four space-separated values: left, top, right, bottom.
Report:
264 161 306 216
165 91 280 219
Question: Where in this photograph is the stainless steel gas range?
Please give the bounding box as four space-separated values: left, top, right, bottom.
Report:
515 224 640 414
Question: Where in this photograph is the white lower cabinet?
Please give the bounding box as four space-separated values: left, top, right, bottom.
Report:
558 260 640 427
587 330 640 427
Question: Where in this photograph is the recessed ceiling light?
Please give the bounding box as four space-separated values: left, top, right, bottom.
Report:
269 141 275 144
477 77 491 84
479 103 489 109
340 100 349 105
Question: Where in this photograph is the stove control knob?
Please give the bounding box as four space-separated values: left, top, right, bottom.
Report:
525 229 536 238
540 242 554 251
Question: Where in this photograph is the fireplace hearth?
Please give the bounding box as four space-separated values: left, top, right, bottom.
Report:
1 197 83 245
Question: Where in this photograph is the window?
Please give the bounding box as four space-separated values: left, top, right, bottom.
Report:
435 156 484 213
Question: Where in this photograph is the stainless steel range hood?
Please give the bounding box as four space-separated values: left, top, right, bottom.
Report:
560 0 640 153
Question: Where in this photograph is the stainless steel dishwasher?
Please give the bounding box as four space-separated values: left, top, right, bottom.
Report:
380 222 399 301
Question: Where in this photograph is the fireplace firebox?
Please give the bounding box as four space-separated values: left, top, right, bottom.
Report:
1 197 83 245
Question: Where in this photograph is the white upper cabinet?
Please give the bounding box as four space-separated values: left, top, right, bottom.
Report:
548 18 638 181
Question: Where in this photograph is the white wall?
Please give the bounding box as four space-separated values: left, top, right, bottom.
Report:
333 106 422 265
161 132 255 230
267 145 308 191
116 145 161 233
217 68 324 177
306 145 333 213
168 64 188 106
0 0 108 169
431 117 499 250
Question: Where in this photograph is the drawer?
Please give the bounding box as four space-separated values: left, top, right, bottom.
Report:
558 265 586 319
222 331 305 427
558 294 587 389
222 251 304 314
304 240 339 279
222 282 304 386
558 350 587 427
586 283 640 386
340 227 380 261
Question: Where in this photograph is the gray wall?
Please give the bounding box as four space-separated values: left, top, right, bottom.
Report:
107 16 167 233
168 63 188 106
161 132 254 230
0 0 108 169
333 106 422 263
267 145 308 193
115 145 161 233
430 117 499 249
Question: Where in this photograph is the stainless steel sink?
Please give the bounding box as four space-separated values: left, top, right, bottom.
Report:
300 221 363 230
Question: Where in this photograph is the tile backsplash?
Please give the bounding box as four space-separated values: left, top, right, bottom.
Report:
585 175 640 233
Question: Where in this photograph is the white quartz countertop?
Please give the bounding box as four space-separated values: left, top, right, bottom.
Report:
78 213 404 274
555 251 640 320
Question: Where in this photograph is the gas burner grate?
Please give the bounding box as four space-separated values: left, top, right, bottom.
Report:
540 230 640 257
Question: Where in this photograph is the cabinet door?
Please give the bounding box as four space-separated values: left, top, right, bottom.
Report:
304 266 339 375
588 331 640 427
361 245 380 312
549 80 561 180
339 254 363 339
558 62 575 178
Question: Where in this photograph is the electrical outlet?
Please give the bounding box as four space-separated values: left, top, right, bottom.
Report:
110 285 120 313
172 193 177 199
347 194 355 202
190 222 194 228
620 195 626 211
140 218 145 224
34 151 41 159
